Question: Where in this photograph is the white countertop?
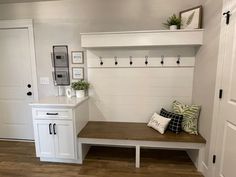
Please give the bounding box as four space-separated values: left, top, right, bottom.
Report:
29 96 89 108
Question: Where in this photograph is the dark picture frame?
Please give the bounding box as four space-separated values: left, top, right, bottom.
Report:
180 6 203 29
71 51 84 64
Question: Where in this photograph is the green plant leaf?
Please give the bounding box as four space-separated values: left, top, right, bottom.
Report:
163 14 182 29
71 80 90 90
186 12 195 26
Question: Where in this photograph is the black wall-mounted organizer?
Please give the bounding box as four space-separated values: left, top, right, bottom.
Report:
52 45 70 86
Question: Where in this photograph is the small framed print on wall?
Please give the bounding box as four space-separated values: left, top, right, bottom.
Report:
180 6 203 29
71 51 84 64
72 67 84 80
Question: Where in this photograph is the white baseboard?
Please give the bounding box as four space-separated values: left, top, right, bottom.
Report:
201 161 208 177
0 138 34 143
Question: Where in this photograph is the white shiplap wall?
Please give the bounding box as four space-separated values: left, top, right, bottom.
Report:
87 47 196 122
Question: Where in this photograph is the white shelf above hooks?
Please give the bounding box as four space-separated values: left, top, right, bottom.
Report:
81 29 204 48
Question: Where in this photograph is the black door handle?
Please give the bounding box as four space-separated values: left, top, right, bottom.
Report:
46 113 58 116
27 92 32 96
53 123 56 135
27 84 31 88
49 123 52 135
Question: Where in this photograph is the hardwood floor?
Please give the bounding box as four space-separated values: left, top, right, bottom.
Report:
0 141 204 177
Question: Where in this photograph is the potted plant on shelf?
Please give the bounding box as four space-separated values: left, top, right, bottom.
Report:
163 14 182 30
71 80 90 98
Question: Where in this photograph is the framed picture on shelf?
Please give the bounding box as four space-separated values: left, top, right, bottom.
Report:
71 51 84 64
180 6 203 29
72 67 84 80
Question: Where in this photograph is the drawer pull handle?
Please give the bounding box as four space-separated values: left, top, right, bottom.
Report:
53 123 56 135
46 113 58 116
49 123 52 135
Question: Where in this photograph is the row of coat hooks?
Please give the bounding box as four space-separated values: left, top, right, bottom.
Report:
99 55 182 66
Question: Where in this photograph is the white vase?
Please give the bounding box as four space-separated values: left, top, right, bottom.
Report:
66 88 76 98
169 25 177 30
76 90 85 98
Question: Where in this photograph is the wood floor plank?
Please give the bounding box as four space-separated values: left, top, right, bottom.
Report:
0 141 204 177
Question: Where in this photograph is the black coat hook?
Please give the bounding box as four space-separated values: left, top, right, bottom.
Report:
223 11 231 25
177 55 181 65
114 56 118 65
129 56 133 65
161 55 164 65
145 56 148 65
99 56 103 66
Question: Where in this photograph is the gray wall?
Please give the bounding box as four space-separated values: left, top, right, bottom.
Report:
193 0 223 166
0 0 202 98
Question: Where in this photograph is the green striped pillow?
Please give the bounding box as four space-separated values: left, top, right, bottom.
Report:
172 100 200 135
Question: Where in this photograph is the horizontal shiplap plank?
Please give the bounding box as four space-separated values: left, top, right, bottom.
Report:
89 96 192 122
87 47 196 68
87 57 195 68
88 68 193 122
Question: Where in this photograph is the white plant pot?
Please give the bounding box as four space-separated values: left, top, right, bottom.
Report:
76 90 85 98
170 25 177 30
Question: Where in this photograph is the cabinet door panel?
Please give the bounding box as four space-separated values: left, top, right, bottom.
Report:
54 121 75 159
34 120 55 158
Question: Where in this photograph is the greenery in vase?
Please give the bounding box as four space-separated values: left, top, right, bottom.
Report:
163 14 182 29
71 80 90 90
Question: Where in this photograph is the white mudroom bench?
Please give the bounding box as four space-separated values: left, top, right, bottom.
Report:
78 121 206 172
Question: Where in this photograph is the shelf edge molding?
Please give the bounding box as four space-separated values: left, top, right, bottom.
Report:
81 29 204 48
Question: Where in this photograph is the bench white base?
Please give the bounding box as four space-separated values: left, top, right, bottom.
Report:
78 138 205 172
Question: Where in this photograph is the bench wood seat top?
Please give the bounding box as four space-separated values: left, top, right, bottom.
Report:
78 121 206 144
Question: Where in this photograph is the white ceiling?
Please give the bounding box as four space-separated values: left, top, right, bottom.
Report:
0 0 59 4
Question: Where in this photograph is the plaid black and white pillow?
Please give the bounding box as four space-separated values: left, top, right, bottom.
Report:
160 108 183 133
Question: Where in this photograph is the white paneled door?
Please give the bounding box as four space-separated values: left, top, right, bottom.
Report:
215 1 236 177
0 20 37 140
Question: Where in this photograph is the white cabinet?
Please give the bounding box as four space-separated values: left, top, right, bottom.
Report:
34 119 75 159
30 96 89 164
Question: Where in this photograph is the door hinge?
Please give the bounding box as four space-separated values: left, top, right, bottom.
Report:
223 11 231 25
213 155 216 164
219 89 223 99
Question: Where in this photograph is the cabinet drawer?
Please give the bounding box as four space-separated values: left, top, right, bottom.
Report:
33 109 72 119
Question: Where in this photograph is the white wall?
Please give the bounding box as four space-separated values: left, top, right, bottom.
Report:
87 47 196 122
192 0 223 169
0 0 202 98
